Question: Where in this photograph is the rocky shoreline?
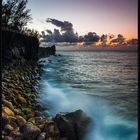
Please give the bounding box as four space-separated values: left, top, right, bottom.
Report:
2 60 91 140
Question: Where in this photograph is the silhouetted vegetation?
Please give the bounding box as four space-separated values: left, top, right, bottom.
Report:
1 0 41 39
2 0 31 31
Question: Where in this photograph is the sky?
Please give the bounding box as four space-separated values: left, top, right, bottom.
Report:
27 0 138 39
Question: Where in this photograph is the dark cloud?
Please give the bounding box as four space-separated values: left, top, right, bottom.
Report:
111 34 125 44
109 34 115 39
47 18 73 32
41 29 79 43
53 29 63 42
127 39 138 46
62 31 79 42
46 29 52 34
84 32 100 42
41 18 103 44
44 18 79 43
100 34 107 42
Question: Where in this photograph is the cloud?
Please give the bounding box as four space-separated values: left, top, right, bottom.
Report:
53 29 63 42
110 34 125 44
44 18 100 43
46 29 52 34
62 31 79 42
84 32 100 42
47 18 73 32
100 34 107 42
127 39 138 46
44 18 79 43
39 18 135 48
109 34 115 39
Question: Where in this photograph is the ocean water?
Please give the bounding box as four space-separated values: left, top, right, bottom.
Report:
38 51 138 140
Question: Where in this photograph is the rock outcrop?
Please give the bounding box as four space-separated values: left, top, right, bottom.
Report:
2 29 56 68
38 45 56 58
2 29 39 68
54 110 91 140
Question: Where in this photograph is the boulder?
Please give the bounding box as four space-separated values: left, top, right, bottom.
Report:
16 115 27 126
10 128 22 139
34 111 42 117
3 106 15 117
21 123 41 140
8 116 18 128
54 109 91 140
37 132 46 140
2 115 9 129
3 99 14 111
27 117 35 124
4 124 14 134
3 136 14 140
2 130 8 136
43 121 60 139
14 108 22 116
17 95 27 104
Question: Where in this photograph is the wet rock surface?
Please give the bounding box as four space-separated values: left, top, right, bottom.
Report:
54 110 91 140
21 123 41 140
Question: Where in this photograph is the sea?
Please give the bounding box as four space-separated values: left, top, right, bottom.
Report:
38 50 138 140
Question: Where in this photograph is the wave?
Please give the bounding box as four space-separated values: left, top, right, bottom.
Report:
38 55 137 140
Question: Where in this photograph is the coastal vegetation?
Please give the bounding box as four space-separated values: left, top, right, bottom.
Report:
2 0 40 39
2 0 31 31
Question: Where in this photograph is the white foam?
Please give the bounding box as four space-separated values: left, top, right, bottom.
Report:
38 57 137 140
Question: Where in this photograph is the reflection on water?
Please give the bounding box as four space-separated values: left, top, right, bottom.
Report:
38 51 137 140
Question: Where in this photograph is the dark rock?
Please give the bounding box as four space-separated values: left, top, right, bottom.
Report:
3 136 14 140
35 116 43 122
35 103 43 111
2 30 39 67
37 132 46 140
2 115 9 129
51 45 56 55
38 45 56 58
27 117 35 124
42 110 51 117
4 124 14 134
2 94 6 99
60 137 68 140
10 128 22 140
35 111 42 117
21 123 41 140
16 115 27 126
3 99 14 108
8 116 18 128
54 109 91 140
43 121 60 138
2 130 8 136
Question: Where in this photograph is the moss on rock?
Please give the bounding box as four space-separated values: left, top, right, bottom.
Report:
3 107 15 117
16 115 26 126
17 95 27 104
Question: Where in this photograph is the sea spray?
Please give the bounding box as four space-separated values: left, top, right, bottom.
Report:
38 52 137 140
38 79 137 140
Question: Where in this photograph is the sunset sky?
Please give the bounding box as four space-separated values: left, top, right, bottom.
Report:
27 0 138 39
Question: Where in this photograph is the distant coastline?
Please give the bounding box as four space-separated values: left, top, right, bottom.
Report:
55 45 138 52
40 42 138 52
